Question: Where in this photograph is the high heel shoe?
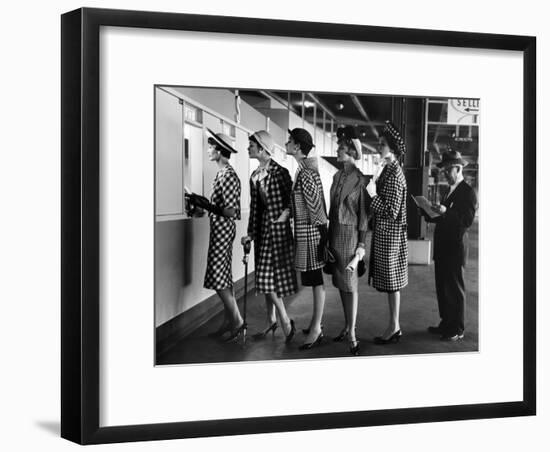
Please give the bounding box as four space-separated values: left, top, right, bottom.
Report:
207 323 231 338
302 324 324 335
299 332 324 350
285 319 296 343
349 340 360 356
333 327 355 342
224 323 246 343
373 330 402 345
252 322 278 340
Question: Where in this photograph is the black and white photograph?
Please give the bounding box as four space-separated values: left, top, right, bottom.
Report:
56 5 538 446
154 86 480 365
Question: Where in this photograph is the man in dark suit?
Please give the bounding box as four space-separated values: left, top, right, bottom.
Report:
424 150 478 341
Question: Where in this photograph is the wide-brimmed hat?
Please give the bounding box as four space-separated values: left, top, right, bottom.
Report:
288 128 315 148
206 128 238 154
250 130 275 155
436 150 468 168
336 125 362 160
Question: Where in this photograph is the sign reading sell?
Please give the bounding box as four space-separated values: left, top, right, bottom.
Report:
447 98 480 125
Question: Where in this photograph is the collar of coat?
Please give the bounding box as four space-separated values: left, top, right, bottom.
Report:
333 164 364 204
298 157 319 174
377 159 400 186
251 159 275 182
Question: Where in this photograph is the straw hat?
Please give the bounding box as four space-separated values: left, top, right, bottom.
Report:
250 130 275 155
206 128 238 154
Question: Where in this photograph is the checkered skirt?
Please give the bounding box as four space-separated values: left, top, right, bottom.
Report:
255 211 298 297
204 217 236 290
328 221 360 292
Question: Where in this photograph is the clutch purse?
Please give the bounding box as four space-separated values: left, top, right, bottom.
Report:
322 247 336 275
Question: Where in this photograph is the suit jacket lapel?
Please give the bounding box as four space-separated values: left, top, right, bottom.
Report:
265 159 278 200
339 168 360 204
444 180 464 206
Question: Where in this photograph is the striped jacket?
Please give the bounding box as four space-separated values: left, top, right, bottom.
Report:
290 157 328 271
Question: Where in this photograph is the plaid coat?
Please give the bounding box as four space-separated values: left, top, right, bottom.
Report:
368 159 408 292
290 158 328 271
248 160 298 297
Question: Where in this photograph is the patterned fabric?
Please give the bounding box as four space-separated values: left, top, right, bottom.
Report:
368 159 408 292
247 159 298 297
291 157 328 272
208 164 241 220
204 164 241 290
328 164 369 292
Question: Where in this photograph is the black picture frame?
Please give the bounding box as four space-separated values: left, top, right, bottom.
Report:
61 7 536 445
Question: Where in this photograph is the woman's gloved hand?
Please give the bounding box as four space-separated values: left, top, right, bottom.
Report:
185 193 224 216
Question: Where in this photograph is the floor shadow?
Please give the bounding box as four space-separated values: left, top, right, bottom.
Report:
35 420 60 436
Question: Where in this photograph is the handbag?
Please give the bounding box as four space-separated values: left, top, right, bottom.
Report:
322 247 336 275
357 259 366 277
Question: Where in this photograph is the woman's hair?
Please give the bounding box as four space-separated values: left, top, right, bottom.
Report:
208 137 231 158
297 140 313 156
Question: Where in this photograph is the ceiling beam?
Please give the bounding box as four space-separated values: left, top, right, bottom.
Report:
259 90 300 115
350 95 380 138
307 93 336 120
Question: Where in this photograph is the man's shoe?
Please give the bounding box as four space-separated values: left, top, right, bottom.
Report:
440 332 465 342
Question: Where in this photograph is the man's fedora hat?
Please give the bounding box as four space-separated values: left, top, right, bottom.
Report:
436 150 468 168
206 128 238 154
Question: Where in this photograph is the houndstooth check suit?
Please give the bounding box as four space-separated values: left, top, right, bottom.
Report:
203 164 241 290
290 157 328 272
247 159 298 297
368 159 408 293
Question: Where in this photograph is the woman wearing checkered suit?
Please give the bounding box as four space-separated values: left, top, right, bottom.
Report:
185 129 244 342
366 121 408 345
242 130 298 343
328 126 369 356
284 128 328 350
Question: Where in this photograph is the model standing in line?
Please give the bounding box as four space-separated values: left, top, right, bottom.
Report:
284 128 328 350
365 120 408 345
328 126 369 356
185 129 244 341
241 130 298 343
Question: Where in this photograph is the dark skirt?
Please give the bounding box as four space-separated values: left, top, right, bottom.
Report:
300 268 324 287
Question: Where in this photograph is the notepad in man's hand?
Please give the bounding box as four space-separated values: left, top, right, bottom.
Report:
412 195 441 219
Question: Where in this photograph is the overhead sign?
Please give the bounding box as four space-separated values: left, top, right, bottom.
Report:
447 98 480 125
